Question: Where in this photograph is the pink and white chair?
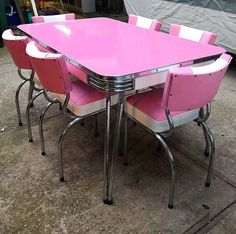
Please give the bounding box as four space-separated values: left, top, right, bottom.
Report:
32 13 75 23
128 14 162 31
26 41 118 181
169 24 217 44
110 54 232 208
1 29 42 126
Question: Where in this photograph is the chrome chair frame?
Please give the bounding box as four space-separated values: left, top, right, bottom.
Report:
15 68 35 126
27 87 103 182
57 93 102 182
108 100 214 208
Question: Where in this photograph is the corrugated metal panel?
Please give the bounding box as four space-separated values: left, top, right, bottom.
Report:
124 0 236 53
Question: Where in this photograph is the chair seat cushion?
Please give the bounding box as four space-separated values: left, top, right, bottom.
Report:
126 89 199 132
56 80 118 116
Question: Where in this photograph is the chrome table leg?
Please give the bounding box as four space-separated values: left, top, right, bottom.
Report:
94 114 99 136
103 95 112 204
123 114 128 165
108 93 124 203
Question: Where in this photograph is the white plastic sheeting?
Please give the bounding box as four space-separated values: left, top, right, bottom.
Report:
124 0 236 53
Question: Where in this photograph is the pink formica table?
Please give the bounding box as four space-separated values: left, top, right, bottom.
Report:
18 18 226 204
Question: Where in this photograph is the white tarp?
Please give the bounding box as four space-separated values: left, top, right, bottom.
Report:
124 0 236 53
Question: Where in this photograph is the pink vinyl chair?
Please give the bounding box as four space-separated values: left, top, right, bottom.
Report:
26 41 118 181
32 13 75 23
1 29 42 126
23 43 99 144
169 24 217 44
109 54 232 209
128 14 162 31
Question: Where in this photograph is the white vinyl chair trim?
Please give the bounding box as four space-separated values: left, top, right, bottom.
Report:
126 102 199 132
179 26 204 42
26 41 61 59
2 29 27 41
136 16 153 29
41 14 67 22
191 58 228 75
56 93 119 117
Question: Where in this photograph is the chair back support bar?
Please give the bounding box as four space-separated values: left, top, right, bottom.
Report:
169 24 217 44
32 13 75 23
128 14 162 31
2 29 32 69
162 54 232 111
26 41 71 94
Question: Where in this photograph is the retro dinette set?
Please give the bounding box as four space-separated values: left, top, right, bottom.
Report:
2 13 232 209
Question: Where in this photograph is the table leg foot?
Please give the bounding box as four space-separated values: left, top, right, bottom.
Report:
103 199 113 205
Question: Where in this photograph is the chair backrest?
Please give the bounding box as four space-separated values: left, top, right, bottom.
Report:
32 13 75 23
2 29 32 69
162 54 232 112
169 24 217 44
128 14 162 31
26 41 71 94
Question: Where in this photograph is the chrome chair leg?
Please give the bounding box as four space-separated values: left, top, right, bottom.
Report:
198 107 211 157
103 95 111 204
108 95 124 203
202 122 215 187
58 117 81 182
123 114 128 165
59 103 63 110
94 114 99 136
15 80 28 126
39 101 57 155
154 133 176 209
202 123 211 156
28 81 35 108
26 90 44 142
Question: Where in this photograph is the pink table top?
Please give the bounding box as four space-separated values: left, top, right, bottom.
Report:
18 18 225 77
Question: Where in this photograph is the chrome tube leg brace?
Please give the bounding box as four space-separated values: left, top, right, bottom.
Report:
103 95 112 204
58 117 81 182
108 93 124 203
201 122 215 187
155 133 176 209
39 101 57 155
15 80 28 126
26 90 44 142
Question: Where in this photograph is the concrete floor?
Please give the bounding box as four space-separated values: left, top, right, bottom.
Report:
0 47 235 233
